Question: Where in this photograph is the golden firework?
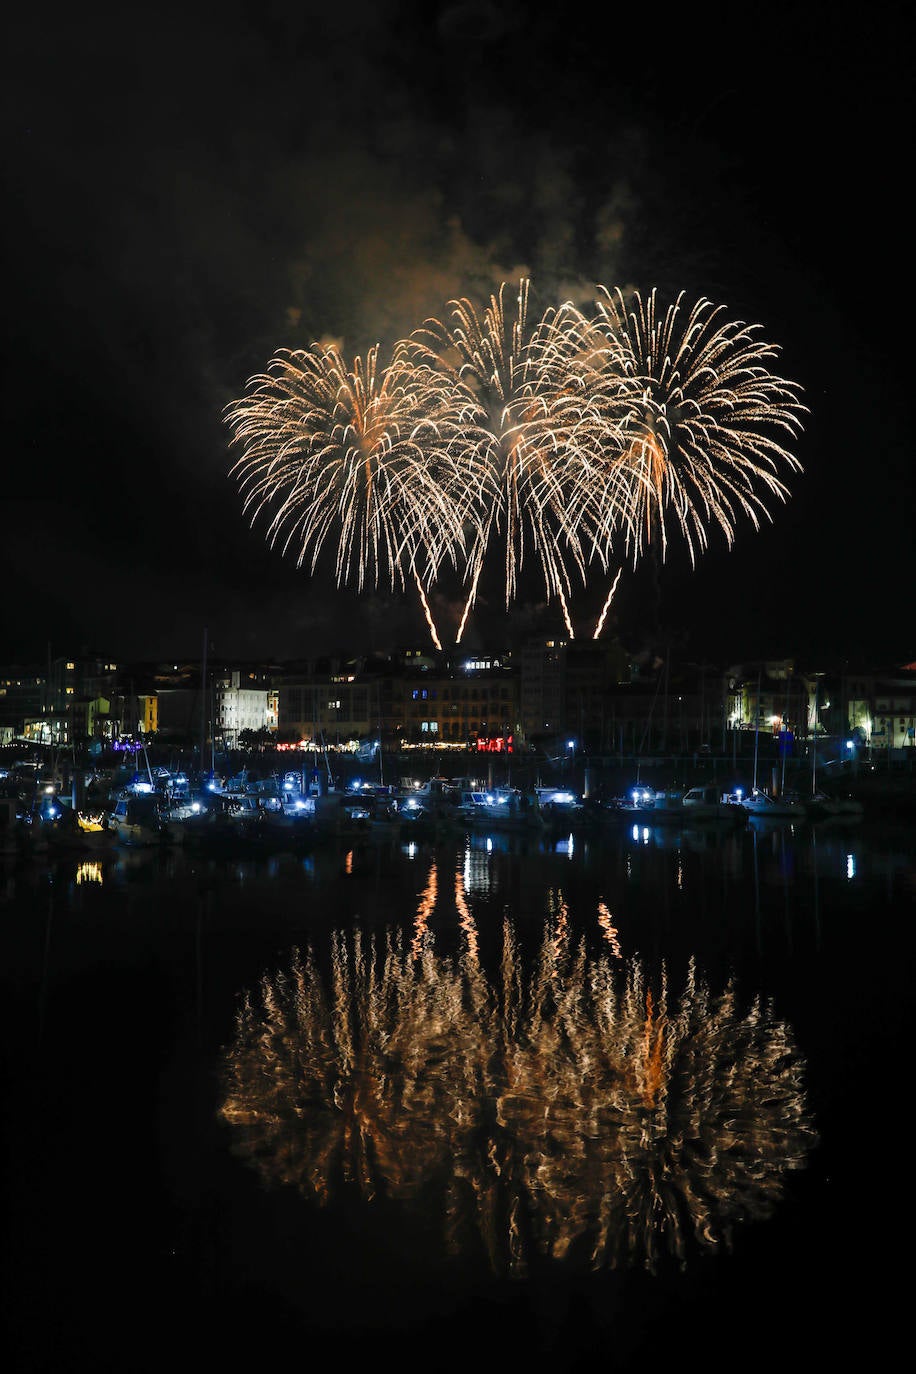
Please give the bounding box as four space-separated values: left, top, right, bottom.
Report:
225 281 805 646
224 341 478 646
585 286 807 568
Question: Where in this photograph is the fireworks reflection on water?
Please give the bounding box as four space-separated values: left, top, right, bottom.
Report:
6 816 911 1369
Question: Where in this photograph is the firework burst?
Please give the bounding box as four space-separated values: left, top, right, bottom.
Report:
225 282 805 647
583 286 807 570
404 280 625 640
223 342 480 646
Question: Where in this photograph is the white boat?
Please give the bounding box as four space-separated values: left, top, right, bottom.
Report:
257 790 317 831
606 784 742 825
109 794 184 846
535 786 587 824
203 792 266 846
227 793 266 827
397 793 438 823
158 788 208 821
606 783 660 819
734 788 808 821
259 785 353 839
648 787 688 822
681 784 748 824
396 777 454 823
458 787 546 831
806 692 864 821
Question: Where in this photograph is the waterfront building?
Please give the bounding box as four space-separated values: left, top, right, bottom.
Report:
3 641 912 778
213 670 272 749
275 649 521 755
817 663 916 758
725 660 817 757
0 664 47 739
277 655 376 747
520 637 633 753
15 652 121 746
127 659 279 752
520 637 733 761
397 649 519 750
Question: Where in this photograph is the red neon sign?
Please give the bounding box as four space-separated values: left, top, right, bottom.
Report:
475 735 513 753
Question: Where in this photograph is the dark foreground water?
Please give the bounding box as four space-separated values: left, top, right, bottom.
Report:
2 811 914 1373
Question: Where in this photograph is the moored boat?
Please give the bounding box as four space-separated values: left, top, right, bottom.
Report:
733 788 809 821
46 806 117 853
602 783 659 821
109 794 184 846
458 787 546 831
647 787 689 822
681 784 748 824
807 790 865 821
394 777 464 826
535 786 589 827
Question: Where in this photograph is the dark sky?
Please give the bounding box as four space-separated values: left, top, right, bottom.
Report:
3 2 912 669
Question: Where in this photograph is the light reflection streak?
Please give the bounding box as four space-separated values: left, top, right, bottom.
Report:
462 840 494 897
411 860 437 960
219 856 817 1277
596 900 622 958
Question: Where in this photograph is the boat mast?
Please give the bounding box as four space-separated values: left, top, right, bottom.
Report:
377 679 384 787
811 680 819 798
752 667 761 792
200 627 208 779
779 674 791 797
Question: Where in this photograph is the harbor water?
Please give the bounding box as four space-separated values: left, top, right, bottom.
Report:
2 810 914 1372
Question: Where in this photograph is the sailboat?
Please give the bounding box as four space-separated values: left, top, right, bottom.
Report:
733 669 807 821
807 682 864 820
737 788 808 821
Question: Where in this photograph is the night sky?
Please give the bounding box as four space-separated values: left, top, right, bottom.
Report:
4 3 912 669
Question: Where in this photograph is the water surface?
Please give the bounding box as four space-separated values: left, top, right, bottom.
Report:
2 814 913 1371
